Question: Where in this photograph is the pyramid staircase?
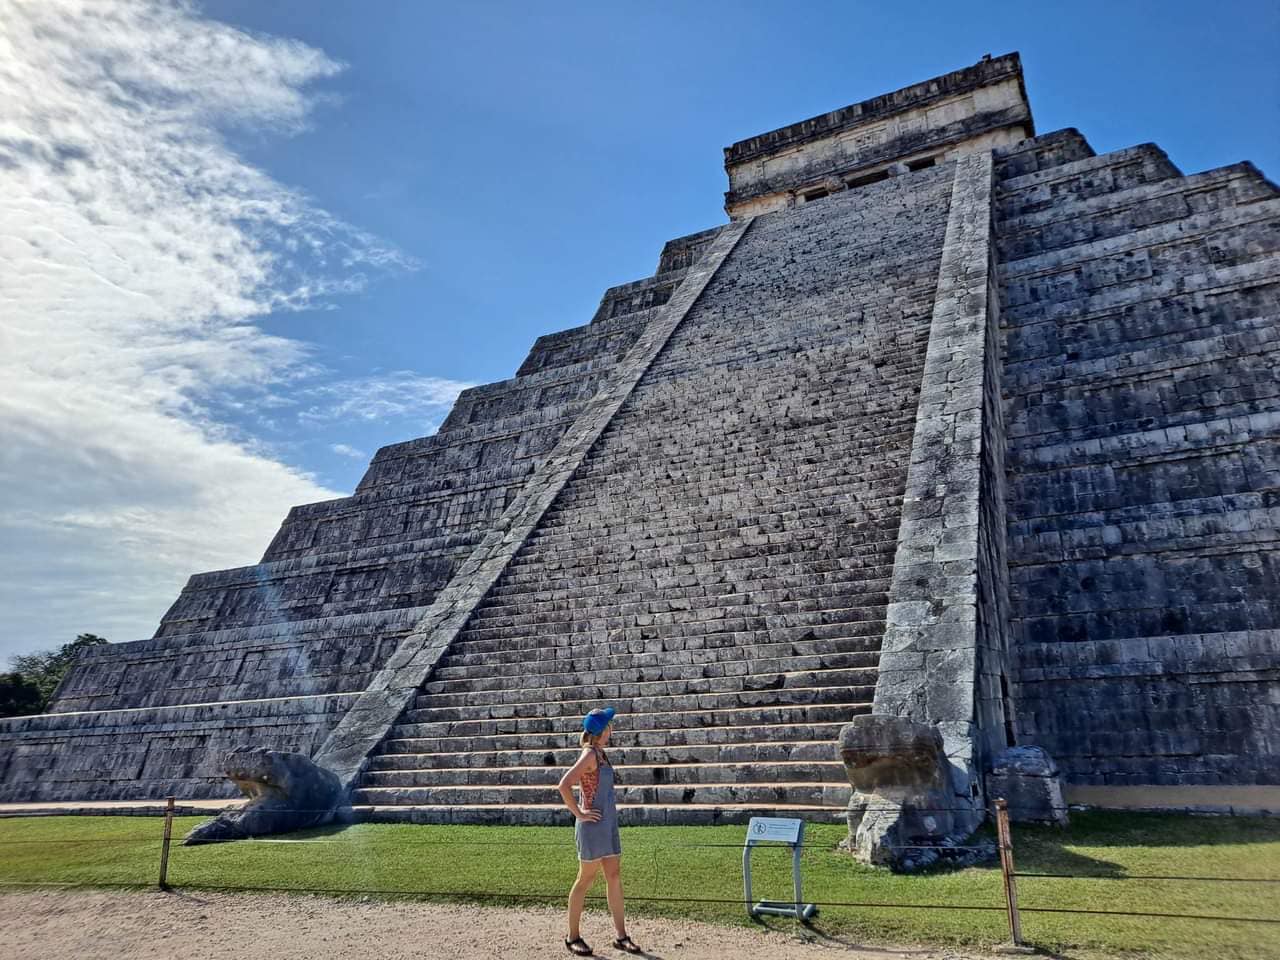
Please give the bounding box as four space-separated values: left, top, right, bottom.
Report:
351 614 876 824
343 173 958 826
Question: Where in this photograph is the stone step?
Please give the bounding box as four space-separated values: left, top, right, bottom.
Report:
526 500 906 532
430 649 878 686
994 129 1096 179
402 683 874 724
508 515 903 546
456 612 890 645
997 144 1179 201
361 760 847 788
997 165 1251 246
367 739 839 769
441 623 886 662
1001 196 1280 281
489 550 898 580
417 666 876 705
355 803 847 827
377 721 849 755
351 781 850 809
1000 259 1277 331
1002 309 1275 390
384 702 869 741
460 593 892 629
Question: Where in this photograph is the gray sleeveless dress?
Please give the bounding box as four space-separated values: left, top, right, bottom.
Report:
575 749 621 862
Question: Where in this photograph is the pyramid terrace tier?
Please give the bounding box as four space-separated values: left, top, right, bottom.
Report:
993 129 1280 785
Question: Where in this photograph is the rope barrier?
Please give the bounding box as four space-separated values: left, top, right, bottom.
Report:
13 844 1278 886
0 838 161 845
1015 905 1280 925
1019 872 1280 883
5 795 1278 942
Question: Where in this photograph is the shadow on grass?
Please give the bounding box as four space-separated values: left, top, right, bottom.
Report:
767 916 950 955
769 914 1095 960
1018 810 1280 850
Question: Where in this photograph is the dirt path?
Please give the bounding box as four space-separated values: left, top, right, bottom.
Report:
1 889 984 960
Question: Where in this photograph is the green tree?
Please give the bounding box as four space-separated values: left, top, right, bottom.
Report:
0 672 44 718
10 633 109 706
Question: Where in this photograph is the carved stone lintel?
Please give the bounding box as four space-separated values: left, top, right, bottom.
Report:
183 747 347 845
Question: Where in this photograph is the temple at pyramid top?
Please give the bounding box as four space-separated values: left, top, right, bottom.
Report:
723 52 1034 217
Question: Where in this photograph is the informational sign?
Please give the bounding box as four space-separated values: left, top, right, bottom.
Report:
742 817 817 922
747 817 803 845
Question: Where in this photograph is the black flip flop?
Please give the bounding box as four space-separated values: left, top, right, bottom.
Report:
565 936 593 956
613 935 643 955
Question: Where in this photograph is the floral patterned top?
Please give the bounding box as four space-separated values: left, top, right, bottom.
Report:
577 747 609 809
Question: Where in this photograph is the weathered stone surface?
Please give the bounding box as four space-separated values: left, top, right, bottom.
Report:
995 130 1280 787
184 748 345 844
987 746 1068 826
838 715 954 866
0 694 356 802
872 150 1010 835
724 53 1032 218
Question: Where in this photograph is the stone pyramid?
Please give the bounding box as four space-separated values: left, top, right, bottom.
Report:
2 53 1276 820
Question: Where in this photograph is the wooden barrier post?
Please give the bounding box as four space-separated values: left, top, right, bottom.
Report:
994 798 1024 947
158 796 175 890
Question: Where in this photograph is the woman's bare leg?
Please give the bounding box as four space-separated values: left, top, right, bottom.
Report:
601 855 626 938
568 859 601 940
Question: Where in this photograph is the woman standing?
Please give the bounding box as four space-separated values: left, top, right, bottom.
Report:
557 707 642 956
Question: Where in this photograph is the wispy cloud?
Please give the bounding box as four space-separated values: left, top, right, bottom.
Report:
0 0 420 657
330 443 367 459
302 372 473 427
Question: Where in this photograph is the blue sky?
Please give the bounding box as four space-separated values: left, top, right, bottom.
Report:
1 0 1276 658
209 0 1280 492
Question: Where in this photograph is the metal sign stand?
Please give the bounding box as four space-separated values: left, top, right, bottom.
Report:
742 816 818 922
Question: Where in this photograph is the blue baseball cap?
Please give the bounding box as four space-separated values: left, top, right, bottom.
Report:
583 707 616 736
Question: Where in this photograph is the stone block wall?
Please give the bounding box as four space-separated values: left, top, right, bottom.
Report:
724 54 1032 217
0 694 357 802
995 130 1280 784
46 610 416 713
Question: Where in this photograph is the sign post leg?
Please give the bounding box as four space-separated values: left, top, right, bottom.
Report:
792 844 803 919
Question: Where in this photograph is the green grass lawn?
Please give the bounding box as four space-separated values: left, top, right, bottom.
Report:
1 811 1277 959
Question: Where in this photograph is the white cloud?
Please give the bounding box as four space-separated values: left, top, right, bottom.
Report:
302 372 472 426
0 0 418 659
330 443 367 459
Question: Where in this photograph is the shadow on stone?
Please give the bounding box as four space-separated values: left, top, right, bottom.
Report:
183 747 348 845
987 746 1069 826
